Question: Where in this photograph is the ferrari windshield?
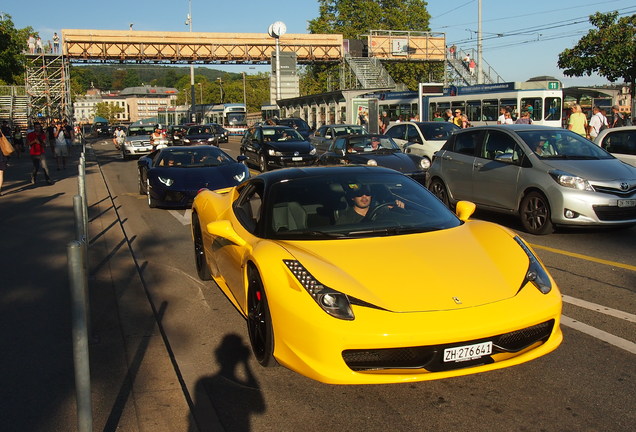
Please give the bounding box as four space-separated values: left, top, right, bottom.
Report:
265 171 460 239
157 147 234 168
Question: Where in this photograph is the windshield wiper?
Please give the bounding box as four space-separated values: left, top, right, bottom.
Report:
278 230 349 239
347 226 438 236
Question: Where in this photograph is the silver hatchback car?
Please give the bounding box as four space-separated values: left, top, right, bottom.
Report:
426 125 636 235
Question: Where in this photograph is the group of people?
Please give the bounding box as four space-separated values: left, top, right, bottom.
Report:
0 118 79 195
26 32 60 55
567 104 630 140
432 109 472 128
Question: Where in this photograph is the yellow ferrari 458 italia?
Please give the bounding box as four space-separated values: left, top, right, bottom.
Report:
191 165 562 384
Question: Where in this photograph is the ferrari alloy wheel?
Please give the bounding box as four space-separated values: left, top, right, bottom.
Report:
259 154 268 172
146 179 157 208
192 214 211 280
520 191 553 235
429 178 450 208
247 269 277 367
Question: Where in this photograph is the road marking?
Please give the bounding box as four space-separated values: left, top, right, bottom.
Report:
563 295 636 323
168 209 192 225
529 243 636 272
561 315 636 355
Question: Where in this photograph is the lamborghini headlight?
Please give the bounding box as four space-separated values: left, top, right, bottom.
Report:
284 260 354 320
514 236 552 294
158 176 174 187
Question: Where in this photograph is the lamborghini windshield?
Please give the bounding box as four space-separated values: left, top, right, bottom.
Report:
264 171 460 239
157 147 233 168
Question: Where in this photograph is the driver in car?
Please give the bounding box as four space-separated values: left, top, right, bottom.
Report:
337 184 405 224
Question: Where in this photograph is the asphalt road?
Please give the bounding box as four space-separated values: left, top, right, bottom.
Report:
93 136 635 432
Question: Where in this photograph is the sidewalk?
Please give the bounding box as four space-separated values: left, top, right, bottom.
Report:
0 143 195 431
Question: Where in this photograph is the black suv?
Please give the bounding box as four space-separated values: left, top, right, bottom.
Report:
240 125 317 172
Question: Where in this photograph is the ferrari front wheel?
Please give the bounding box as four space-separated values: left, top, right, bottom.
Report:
247 269 277 367
192 214 211 280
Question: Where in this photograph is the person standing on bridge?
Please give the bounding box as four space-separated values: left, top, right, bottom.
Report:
53 32 60 54
27 34 36 54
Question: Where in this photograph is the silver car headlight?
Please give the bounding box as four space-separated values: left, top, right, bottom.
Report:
158 176 174 187
284 260 354 320
367 159 378 166
549 170 593 191
514 236 552 294
268 149 283 156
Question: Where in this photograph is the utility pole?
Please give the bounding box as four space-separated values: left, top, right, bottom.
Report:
477 0 483 84
186 0 195 121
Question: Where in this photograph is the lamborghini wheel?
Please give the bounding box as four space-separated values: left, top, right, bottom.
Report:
192 214 211 280
247 268 277 367
146 179 157 208
138 169 146 195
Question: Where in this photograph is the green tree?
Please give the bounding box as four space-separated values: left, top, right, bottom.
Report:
306 0 437 92
123 69 142 88
0 14 33 84
94 101 124 124
558 11 636 98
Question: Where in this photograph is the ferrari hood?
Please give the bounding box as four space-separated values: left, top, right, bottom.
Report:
279 221 530 312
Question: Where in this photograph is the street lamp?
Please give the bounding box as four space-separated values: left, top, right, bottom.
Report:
268 21 286 102
242 72 246 108
185 0 195 121
217 77 224 104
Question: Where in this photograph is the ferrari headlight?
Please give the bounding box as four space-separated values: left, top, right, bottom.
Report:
367 159 378 166
549 170 593 191
158 176 174 187
514 236 552 294
268 149 283 156
284 260 354 320
420 158 431 170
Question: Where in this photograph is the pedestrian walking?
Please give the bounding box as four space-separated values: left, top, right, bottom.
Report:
0 129 8 196
13 126 24 158
54 121 69 170
27 122 54 185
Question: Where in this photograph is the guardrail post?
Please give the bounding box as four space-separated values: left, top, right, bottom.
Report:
67 240 93 432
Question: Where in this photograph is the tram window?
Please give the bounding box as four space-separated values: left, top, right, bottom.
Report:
466 101 481 123
545 97 562 121
500 99 517 120
483 99 498 121
521 98 542 122
437 102 451 118
428 103 436 121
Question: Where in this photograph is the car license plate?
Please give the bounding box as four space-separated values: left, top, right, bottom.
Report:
443 341 492 362
292 156 303 161
617 199 636 208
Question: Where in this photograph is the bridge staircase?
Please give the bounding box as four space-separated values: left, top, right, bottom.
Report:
446 48 505 86
341 54 396 90
0 87 29 129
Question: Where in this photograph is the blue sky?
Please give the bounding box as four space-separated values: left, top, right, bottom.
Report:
3 0 634 87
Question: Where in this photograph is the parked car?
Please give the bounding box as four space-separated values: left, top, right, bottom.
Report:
385 121 460 163
317 134 429 184
240 125 317 172
138 145 249 208
191 165 563 384
426 125 636 235
310 124 367 154
594 126 636 167
122 124 157 159
182 125 221 146
275 117 312 140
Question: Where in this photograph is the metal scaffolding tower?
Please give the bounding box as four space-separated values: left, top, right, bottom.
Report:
25 53 72 122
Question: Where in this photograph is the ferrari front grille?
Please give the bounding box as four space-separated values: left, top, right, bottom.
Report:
342 320 555 372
